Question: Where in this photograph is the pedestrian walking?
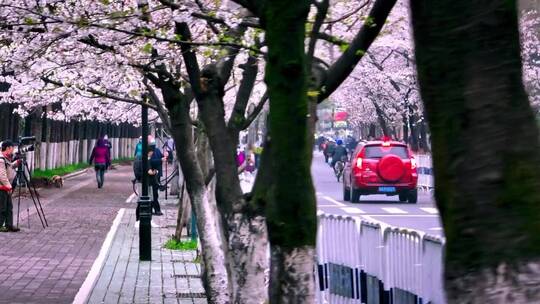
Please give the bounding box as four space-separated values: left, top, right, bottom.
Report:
0 141 20 232
149 140 165 216
89 138 111 189
103 134 112 150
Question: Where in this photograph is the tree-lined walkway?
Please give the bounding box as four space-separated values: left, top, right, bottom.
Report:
0 165 133 304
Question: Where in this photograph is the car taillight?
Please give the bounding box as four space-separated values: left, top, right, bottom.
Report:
356 157 363 169
410 157 417 169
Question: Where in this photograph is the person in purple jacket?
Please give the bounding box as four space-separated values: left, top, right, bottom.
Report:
89 138 111 189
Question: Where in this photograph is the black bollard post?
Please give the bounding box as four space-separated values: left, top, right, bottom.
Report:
139 104 152 261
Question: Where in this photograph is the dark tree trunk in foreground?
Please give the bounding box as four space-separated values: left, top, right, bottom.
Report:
261 1 317 302
410 0 540 301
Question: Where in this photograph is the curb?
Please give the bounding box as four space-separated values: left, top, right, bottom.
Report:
63 168 89 180
73 208 126 304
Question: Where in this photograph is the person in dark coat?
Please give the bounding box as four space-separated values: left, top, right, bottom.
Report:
346 136 358 153
89 138 111 189
148 142 164 216
331 139 348 169
323 140 336 163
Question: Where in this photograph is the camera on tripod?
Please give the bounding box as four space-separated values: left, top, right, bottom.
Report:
8 135 47 229
14 136 36 159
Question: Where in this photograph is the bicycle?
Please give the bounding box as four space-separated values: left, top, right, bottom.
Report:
132 165 179 197
334 157 346 182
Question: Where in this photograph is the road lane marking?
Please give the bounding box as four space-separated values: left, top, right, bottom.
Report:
323 196 346 206
318 205 341 207
316 192 323 195
73 208 125 304
381 207 408 214
420 207 439 214
126 193 137 203
341 207 366 214
429 227 443 231
366 214 438 217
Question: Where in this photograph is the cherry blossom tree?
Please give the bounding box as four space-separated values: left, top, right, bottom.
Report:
411 0 540 301
11 0 519 301
0 1 267 302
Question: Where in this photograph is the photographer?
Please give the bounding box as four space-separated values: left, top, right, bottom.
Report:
0 141 20 232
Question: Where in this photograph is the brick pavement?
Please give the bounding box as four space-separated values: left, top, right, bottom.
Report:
86 208 206 304
0 165 134 304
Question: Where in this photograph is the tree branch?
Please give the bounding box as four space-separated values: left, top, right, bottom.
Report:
176 22 203 97
216 25 248 84
191 12 261 29
41 76 156 109
227 55 259 131
316 32 348 46
307 0 329 65
313 0 370 24
318 0 397 102
240 92 268 130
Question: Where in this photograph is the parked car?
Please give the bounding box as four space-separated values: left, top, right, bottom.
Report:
343 139 418 203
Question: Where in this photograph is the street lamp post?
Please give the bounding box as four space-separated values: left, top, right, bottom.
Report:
139 103 152 261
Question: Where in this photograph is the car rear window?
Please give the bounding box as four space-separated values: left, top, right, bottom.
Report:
364 145 409 159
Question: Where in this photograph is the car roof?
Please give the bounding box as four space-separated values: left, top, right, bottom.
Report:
364 140 407 146
353 140 408 155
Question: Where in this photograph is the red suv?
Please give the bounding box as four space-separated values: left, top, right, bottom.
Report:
343 140 418 203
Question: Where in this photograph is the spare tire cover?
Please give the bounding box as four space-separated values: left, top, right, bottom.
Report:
378 154 405 182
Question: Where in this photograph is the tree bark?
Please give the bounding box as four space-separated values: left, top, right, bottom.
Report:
177 22 269 303
261 1 317 302
196 66 269 303
410 0 540 301
166 90 231 303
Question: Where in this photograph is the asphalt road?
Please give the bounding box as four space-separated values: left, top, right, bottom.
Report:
313 152 444 237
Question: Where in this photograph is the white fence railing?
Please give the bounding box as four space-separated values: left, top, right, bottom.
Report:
415 154 434 191
316 213 446 304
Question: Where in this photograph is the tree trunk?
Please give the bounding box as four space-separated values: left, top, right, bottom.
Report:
418 121 430 153
408 114 419 152
167 93 231 303
410 0 540 301
403 115 409 144
195 69 269 303
170 161 181 196
174 180 188 241
269 245 315 303
262 1 317 302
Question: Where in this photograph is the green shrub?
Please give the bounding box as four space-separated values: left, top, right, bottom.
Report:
112 157 134 164
164 239 198 251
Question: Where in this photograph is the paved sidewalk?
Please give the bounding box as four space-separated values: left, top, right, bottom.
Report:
85 208 206 304
0 165 133 304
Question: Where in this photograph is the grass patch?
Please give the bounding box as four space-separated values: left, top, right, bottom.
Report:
164 238 198 251
193 255 202 264
32 163 90 179
112 157 134 164
32 157 134 180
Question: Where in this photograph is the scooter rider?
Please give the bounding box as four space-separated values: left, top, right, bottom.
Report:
331 139 348 169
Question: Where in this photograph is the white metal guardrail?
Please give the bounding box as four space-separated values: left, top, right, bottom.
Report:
415 154 434 191
316 213 446 304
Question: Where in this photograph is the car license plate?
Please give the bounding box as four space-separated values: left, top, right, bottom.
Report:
379 186 396 193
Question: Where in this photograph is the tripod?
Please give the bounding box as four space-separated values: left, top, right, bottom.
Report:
15 158 48 229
